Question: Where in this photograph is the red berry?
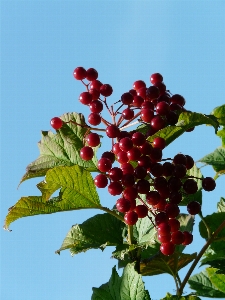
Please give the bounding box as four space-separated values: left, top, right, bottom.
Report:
171 231 185 245
141 108 154 123
185 155 194 170
109 167 123 181
150 115 166 131
117 151 129 164
150 73 163 85
165 203 180 218
156 101 170 116
202 177 216 191
124 211 138 225
98 158 112 172
132 95 144 107
112 143 120 155
100 84 113 97
106 125 120 138
149 148 162 163
153 137 166 149
187 201 201 215
90 80 102 91
136 179 150 194
89 89 100 100
119 137 133 152
88 113 101 126
132 132 145 146
160 242 175 256
121 92 134 105
168 219 180 232
79 92 93 105
182 231 193 245
134 166 147 179
108 182 123 196
154 82 166 95
122 174 135 187
123 186 138 201
154 212 168 225
146 86 160 100
101 151 115 163
157 222 171 236
127 147 141 161
121 163 134 175
122 108 134 120
116 198 131 213
73 67 86 80
183 179 198 194
50 117 63 130
89 100 103 113
135 205 148 218
137 87 146 100
94 174 108 188
86 133 100 147
170 94 186 107
80 146 94 161
158 233 171 243
133 80 146 91
173 154 187 165
86 68 98 81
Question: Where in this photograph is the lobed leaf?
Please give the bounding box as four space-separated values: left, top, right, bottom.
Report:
211 104 225 126
217 127 225 147
198 147 225 177
92 264 151 300
217 197 225 213
199 212 225 240
140 252 197 277
201 247 225 273
20 112 99 184
161 293 201 300
207 267 225 293
188 270 225 298
4 165 101 229
56 213 125 255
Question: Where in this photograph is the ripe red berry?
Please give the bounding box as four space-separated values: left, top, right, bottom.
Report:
150 115 166 131
101 151 115 163
89 100 103 113
134 205 148 218
117 151 129 164
132 95 144 107
182 231 193 245
185 155 194 170
156 101 170 116
122 108 134 120
165 203 180 218
123 186 138 201
137 87 146 100
109 167 123 181
86 133 100 147
106 125 120 138
88 113 101 126
73 67 86 80
94 174 108 188
116 198 131 213
108 182 123 196
154 212 168 225
157 222 171 236
171 231 185 245
50 117 63 130
119 137 133 152
150 73 163 85
146 86 160 100
97 158 112 172
121 163 134 175
141 108 154 123
136 179 150 194
187 201 201 215
153 137 166 149
86 68 98 81
168 219 180 232
89 89 101 100
132 132 145 146
80 146 94 161
170 94 186 107
202 177 216 191
90 80 103 91
124 211 138 225
173 154 187 165
79 92 92 105
127 147 141 161
183 179 198 194
160 242 175 256
121 92 134 105
158 233 171 243
100 84 113 97
133 80 146 91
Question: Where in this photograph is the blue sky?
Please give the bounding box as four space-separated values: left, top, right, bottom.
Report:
1 1 225 299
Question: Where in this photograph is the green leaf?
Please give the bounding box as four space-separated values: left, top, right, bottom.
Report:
199 212 225 240
133 215 156 245
56 213 125 255
207 267 225 293
92 264 151 300
211 104 225 126
198 147 225 177
4 165 101 229
188 270 225 298
146 111 219 146
140 252 197 277
217 197 225 213
201 247 225 273
20 112 99 184
217 127 225 147
161 293 201 300
180 164 203 206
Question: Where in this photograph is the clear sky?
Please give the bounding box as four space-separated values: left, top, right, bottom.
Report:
1 1 225 300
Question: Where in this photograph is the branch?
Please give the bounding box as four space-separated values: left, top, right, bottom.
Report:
178 219 225 296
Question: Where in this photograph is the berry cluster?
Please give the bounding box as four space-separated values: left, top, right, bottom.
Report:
50 67 216 256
